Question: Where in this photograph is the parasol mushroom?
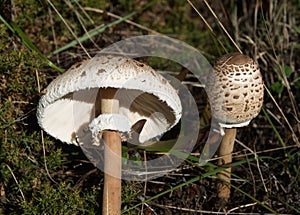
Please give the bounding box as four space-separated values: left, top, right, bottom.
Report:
37 55 182 214
206 52 264 204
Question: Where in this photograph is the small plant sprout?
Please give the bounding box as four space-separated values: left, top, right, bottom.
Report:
37 55 182 214
207 52 264 204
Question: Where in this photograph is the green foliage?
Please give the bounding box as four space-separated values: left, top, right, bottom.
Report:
121 182 141 214
19 182 98 215
0 24 41 94
270 81 284 95
270 64 293 95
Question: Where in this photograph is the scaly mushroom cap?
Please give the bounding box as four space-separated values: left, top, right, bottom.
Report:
37 55 182 145
207 52 264 128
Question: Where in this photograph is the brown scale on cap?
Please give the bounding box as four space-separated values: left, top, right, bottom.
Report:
207 52 264 127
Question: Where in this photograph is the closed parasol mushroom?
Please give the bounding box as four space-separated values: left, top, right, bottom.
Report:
206 52 264 204
37 55 182 214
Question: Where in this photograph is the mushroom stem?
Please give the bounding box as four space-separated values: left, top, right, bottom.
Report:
217 128 236 203
100 88 122 215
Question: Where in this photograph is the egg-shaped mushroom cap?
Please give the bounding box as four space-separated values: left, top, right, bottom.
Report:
206 52 264 128
37 55 182 145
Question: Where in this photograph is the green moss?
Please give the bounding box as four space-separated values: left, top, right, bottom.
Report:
19 182 98 215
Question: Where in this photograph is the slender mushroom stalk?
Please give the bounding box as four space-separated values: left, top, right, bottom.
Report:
100 88 122 215
217 128 236 202
207 53 264 204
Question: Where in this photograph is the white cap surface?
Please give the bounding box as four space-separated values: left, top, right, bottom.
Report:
37 55 182 145
207 53 264 128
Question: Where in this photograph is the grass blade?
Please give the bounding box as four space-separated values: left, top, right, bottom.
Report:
51 0 158 55
0 15 63 73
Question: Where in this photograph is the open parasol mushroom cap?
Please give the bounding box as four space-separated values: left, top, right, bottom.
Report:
207 52 264 128
37 55 182 145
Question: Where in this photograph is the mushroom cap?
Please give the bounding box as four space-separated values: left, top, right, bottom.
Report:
37 55 182 145
207 52 264 128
